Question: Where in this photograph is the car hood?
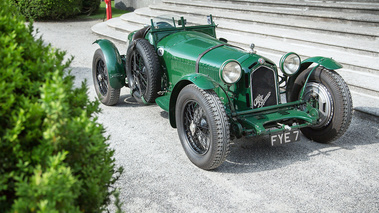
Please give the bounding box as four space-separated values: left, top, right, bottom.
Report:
158 31 249 67
157 30 277 84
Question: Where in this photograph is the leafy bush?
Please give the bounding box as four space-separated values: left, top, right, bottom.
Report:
0 0 122 212
11 0 82 20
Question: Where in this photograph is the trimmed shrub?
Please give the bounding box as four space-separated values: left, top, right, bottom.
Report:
11 0 82 20
0 0 122 212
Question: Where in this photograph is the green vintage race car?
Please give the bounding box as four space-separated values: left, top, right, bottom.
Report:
92 15 353 170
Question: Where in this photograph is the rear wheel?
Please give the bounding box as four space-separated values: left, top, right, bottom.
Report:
92 48 120 105
289 67 353 143
175 84 230 170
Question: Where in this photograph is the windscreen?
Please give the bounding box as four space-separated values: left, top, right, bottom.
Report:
152 15 213 29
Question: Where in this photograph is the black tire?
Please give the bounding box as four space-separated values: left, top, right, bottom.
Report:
289 67 353 143
126 39 161 103
92 48 120 106
175 84 230 170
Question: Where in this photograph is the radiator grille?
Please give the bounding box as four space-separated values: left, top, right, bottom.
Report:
251 66 278 108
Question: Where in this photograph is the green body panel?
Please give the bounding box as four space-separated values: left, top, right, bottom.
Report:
128 32 135 41
155 94 170 111
94 39 126 89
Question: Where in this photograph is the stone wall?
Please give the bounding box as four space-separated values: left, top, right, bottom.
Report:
115 0 162 10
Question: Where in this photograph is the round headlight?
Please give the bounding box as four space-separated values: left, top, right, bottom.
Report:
280 52 301 76
220 60 242 84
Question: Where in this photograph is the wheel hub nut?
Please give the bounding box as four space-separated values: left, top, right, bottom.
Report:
190 121 196 136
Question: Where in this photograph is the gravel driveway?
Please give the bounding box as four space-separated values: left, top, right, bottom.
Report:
33 20 379 212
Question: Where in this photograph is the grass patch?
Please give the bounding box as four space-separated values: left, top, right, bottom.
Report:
77 1 129 20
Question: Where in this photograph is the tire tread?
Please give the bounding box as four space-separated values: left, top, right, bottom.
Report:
186 84 230 170
92 48 121 106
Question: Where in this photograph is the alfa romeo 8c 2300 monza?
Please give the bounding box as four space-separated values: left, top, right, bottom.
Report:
92 15 353 170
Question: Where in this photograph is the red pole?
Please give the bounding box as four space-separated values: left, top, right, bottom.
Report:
105 0 112 20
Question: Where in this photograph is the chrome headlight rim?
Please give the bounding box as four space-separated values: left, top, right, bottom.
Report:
219 60 242 85
280 52 301 76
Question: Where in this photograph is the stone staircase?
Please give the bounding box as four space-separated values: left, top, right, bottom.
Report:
91 0 379 116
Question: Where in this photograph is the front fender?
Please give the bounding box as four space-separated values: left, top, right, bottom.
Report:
168 74 217 128
301 56 343 71
93 39 126 89
287 56 343 99
179 73 217 90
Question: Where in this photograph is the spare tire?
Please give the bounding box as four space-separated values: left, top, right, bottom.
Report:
126 39 161 103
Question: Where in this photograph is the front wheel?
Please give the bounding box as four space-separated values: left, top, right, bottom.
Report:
175 84 230 170
289 67 353 143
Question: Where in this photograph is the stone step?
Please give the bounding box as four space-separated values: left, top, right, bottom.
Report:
217 21 378 56
216 28 379 72
132 7 379 57
163 0 379 26
130 7 379 74
150 3 379 39
157 0 379 58
106 16 141 34
120 12 152 27
201 0 379 14
91 20 128 42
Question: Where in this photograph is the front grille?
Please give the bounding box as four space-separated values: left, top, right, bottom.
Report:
251 66 278 108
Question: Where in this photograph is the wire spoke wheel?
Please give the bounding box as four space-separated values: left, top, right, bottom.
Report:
92 48 120 106
183 100 210 155
96 59 108 96
130 51 148 97
176 84 230 170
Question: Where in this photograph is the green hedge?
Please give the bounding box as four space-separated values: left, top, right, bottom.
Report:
0 0 122 212
11 0 101 20
12 0 81 20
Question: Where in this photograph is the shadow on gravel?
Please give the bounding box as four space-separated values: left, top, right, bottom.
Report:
217 114 379 173
114 94 157 108
116 94 140 107
333 112 379 148
160 111 169 119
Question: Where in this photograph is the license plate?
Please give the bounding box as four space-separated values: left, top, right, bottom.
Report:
270 130 300 146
